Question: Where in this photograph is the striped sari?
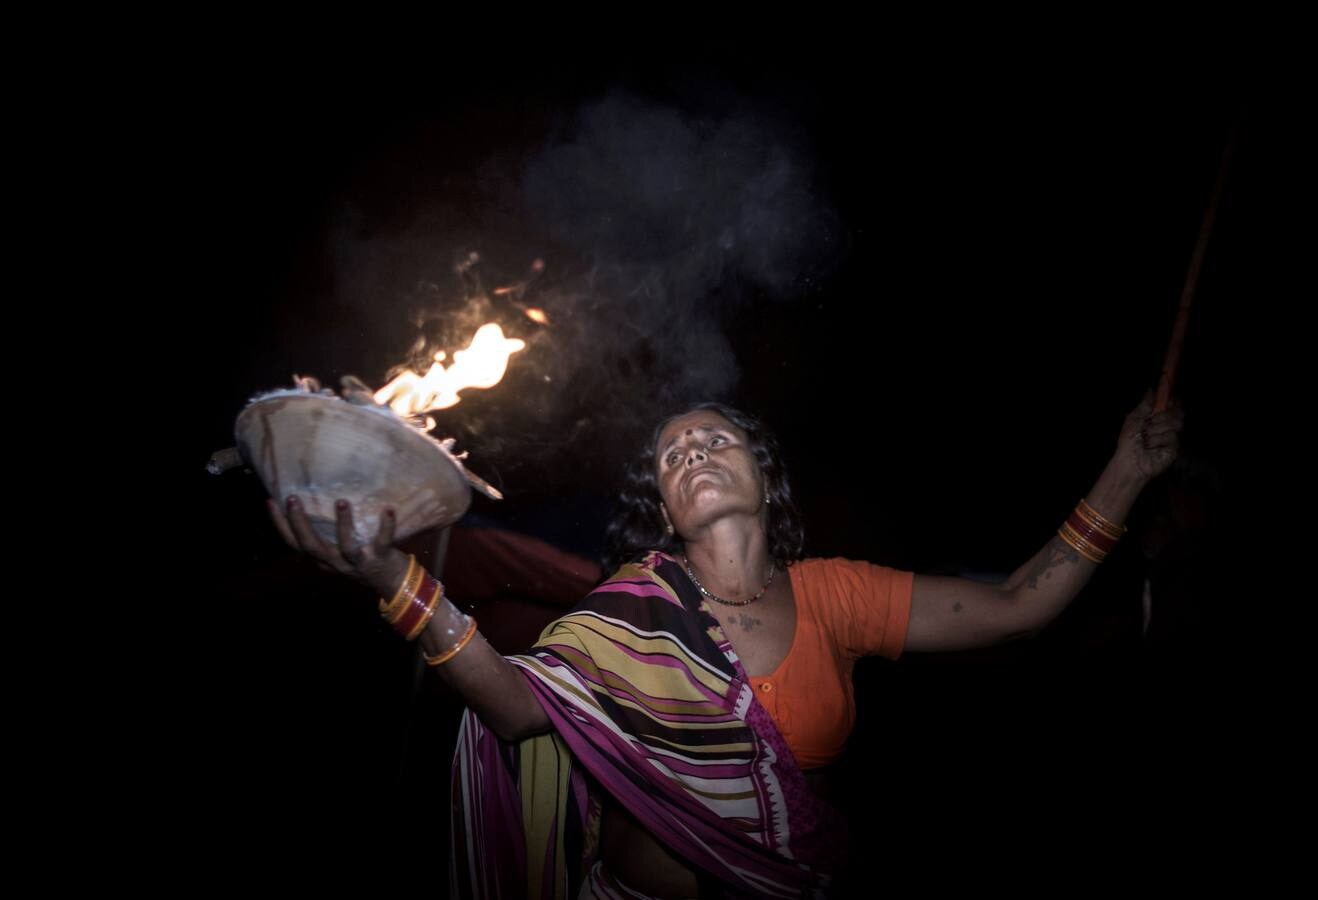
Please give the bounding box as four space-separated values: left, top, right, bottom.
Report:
450 550 847 899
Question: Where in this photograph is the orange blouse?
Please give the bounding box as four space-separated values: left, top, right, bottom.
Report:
747 557 914 770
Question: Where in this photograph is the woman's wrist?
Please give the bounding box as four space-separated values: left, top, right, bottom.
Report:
371 554 478 664
1104 454 1151 496
1085 456 1148 526
370 549 414 598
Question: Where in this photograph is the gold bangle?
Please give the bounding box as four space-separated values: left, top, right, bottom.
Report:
383 561 426 625
379 555 420 615
1058 521 1107 564
1073 510 1123 543
423 616 478 666
1076 499 1126 539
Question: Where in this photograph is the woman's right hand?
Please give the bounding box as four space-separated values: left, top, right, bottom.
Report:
267 495 411 598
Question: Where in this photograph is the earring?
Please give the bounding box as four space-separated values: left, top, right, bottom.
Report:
764 492 771 505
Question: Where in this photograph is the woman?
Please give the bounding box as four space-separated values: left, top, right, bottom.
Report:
268 392 1183 899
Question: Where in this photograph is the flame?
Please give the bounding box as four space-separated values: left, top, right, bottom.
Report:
525 308 550 325
374 323 526 417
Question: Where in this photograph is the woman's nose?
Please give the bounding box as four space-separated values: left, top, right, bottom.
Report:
685 447 707 466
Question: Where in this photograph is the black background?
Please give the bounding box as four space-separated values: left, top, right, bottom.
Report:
162 41 1275 889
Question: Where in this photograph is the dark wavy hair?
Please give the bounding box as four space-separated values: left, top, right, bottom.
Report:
602 402 805 576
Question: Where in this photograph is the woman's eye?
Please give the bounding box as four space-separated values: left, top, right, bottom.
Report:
709 436 726 446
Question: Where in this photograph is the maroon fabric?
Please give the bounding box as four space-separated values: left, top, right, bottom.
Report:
443 527 602 606
438 527 603 654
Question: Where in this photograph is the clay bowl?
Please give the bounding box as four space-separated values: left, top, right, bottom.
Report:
236 392 472 546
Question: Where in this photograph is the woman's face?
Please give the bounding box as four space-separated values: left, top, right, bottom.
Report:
654 410 765 538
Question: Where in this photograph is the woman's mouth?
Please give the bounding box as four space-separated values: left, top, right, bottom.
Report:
684 468 722 492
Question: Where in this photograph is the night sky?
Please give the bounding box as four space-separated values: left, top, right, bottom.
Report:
179 50 1268 882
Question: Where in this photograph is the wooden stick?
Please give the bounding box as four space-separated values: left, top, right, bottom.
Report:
1155 124 1238 412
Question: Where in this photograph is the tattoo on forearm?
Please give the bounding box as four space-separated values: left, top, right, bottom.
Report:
1022 537 1081 591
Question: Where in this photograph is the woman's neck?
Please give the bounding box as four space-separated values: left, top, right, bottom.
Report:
682 519 774 601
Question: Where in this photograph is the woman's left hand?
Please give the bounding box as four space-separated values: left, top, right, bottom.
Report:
1114 389 1185 483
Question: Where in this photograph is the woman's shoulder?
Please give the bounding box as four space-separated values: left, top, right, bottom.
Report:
791 556 911 580
791 557 915 658
599 549 681 585
790 557 915 609
576 550 691 613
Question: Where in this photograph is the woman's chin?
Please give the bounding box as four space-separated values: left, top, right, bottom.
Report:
682 495 760 530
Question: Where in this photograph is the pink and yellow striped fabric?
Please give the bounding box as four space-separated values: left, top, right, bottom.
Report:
449 550 850 899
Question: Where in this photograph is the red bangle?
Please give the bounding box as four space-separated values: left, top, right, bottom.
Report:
392 573 441 640
1063 511 1120 555
1057 495 1128 564
406 576 444 641
1058 521 1107 563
